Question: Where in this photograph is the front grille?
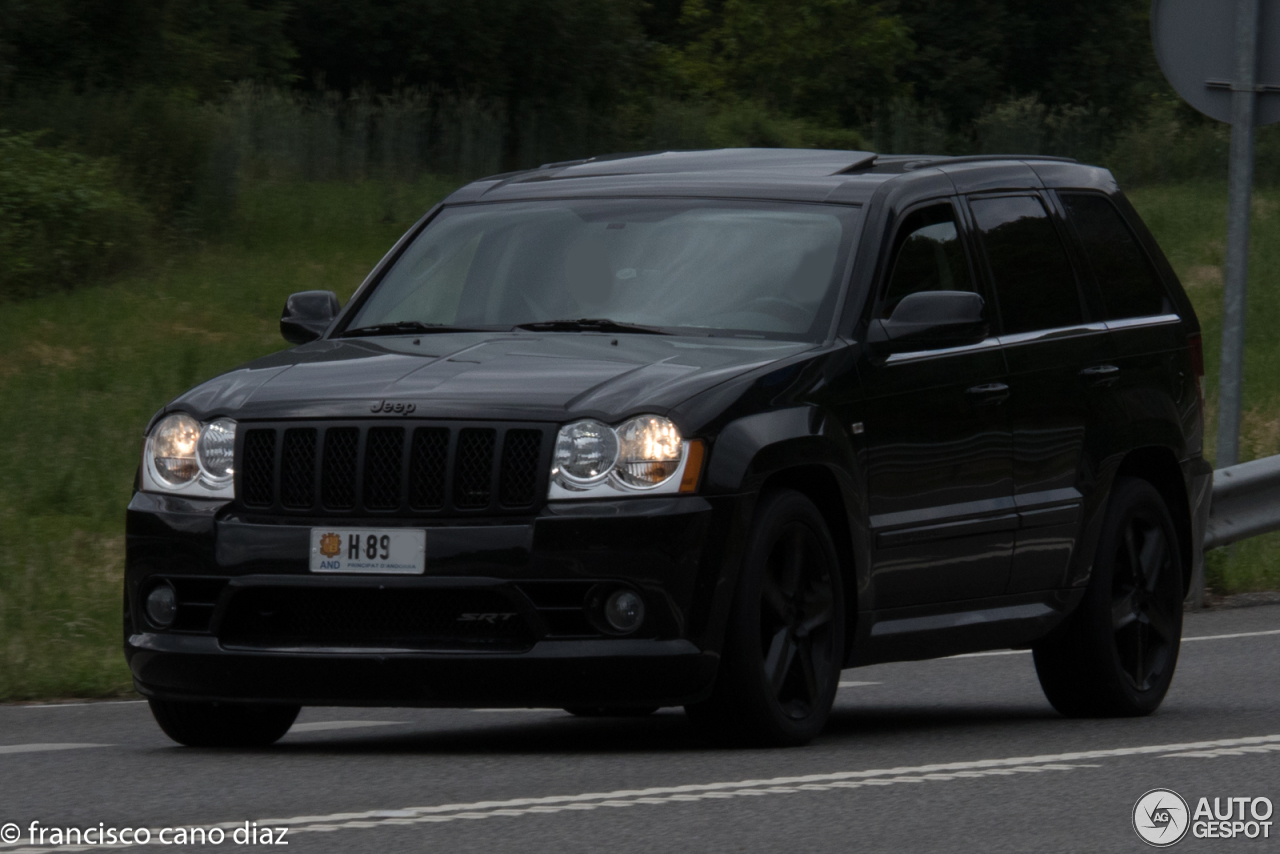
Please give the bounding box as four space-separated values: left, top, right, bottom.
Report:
280 429 316 508
217 585 536 651
409 428 449 510
241 431 277 508
237 421 549 517
500 430 543 507
454 428 496 509
363 427 405 511
321 427 359 510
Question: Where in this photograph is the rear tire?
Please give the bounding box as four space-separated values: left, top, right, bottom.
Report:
148 699 300 747
1033 477 1183 717
686 489 845 747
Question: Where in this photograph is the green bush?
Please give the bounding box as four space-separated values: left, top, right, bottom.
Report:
0 131 152 299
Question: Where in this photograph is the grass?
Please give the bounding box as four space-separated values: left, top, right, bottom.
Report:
1127 183 1280 595
0 177 1277 700
0 175 459 699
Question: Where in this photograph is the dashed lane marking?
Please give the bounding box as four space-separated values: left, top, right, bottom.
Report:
0 743 111 756
949 627 1280 659
287 721 403 734
6 733 1279 851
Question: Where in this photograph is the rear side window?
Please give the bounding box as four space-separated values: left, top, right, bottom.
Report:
1061 193 1171 320
970 194 1082 335
880 202 977 318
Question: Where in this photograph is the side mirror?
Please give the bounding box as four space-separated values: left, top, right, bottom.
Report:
280 290 340 345
868 291 989 354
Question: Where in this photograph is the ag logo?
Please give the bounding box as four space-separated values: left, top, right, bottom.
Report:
1134 788 1190 847
318 532 342 559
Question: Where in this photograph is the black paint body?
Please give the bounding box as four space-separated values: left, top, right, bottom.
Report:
125 150 1210 707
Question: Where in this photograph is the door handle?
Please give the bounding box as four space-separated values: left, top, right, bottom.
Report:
1078 364 1120 386
965 382 1010 406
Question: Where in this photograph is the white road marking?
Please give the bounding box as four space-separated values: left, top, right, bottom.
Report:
1163 743 1280 759
5 732 1280 850
1182 628 1280 642
287 721 403 734
946 627 1280 659
838 681 881 687
0 743 111 755
472 708 564 713
13 700 146 709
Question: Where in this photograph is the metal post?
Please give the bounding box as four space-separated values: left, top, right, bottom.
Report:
1216 0 1261 470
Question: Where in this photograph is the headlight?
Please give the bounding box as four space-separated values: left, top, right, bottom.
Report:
147 413 201 486
552 419 619 486
550 414 701 498
197 418 237 483
143 413 237 497
614 415 683 488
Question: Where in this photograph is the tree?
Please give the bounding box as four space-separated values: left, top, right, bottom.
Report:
0 0 294 96
668 0 914 126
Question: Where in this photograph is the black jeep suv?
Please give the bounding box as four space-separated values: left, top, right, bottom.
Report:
126 149 1210 747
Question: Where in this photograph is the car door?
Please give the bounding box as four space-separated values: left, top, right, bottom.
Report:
859 199 1016 609
966 192 1106 594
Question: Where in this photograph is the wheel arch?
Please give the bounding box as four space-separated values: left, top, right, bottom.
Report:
1113 445 1194 598
701 406 869 663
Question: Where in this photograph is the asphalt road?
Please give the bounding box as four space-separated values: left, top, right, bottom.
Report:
3 604 1279 853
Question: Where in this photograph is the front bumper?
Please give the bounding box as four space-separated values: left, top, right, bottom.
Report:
125 490 745 707
129 633 717 707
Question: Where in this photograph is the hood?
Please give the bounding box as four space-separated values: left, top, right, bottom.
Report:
168 332 814 426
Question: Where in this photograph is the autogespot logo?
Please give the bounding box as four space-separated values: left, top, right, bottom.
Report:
1134 788 1191 847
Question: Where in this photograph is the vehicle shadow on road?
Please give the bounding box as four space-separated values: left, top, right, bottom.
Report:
237 702 1063 757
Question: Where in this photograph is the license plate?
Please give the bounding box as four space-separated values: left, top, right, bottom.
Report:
310 528 426 574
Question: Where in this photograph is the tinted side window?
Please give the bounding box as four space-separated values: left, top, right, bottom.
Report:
1061 193 1171 320
881 203 975 317
970 195 1082 335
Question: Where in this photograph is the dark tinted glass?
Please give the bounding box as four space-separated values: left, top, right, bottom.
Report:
970 195 1082 334
350 199 861 341
1061 193 1170 320
881 203 975 318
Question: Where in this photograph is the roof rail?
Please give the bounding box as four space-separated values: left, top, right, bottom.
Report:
899 154 1078 171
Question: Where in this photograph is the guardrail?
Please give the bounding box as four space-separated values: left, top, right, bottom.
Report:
1185 453 1280 608
1205 454 1280 551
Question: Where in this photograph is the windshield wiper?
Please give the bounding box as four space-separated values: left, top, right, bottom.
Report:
342 321 487 337
514 318 669 335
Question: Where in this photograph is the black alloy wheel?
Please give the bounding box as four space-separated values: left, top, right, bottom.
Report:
1111 512 1180 692
1033 477 1184 717
686 489 845 746
759 522 839 722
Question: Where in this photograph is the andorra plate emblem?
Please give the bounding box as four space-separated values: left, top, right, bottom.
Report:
318 532 342 559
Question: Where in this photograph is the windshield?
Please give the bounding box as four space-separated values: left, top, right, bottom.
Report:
346 198 861 340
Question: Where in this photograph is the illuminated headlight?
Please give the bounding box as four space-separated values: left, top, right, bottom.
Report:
551 414 702 498
143 413 237 498
614 415 683 488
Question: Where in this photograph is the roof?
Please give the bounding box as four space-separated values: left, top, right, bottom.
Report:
442 149 1102 206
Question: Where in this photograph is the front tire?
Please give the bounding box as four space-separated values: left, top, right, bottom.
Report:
148 699 300 747
686 489 846 747
1033 477 1184 717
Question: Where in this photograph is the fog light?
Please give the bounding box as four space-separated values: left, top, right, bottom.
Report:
604 589 645 634
145 584 178 628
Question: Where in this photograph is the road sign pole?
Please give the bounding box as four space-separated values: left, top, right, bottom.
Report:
1216 0 1261 470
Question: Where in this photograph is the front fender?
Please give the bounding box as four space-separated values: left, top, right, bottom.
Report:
704 406 855 493
699 406 871 663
